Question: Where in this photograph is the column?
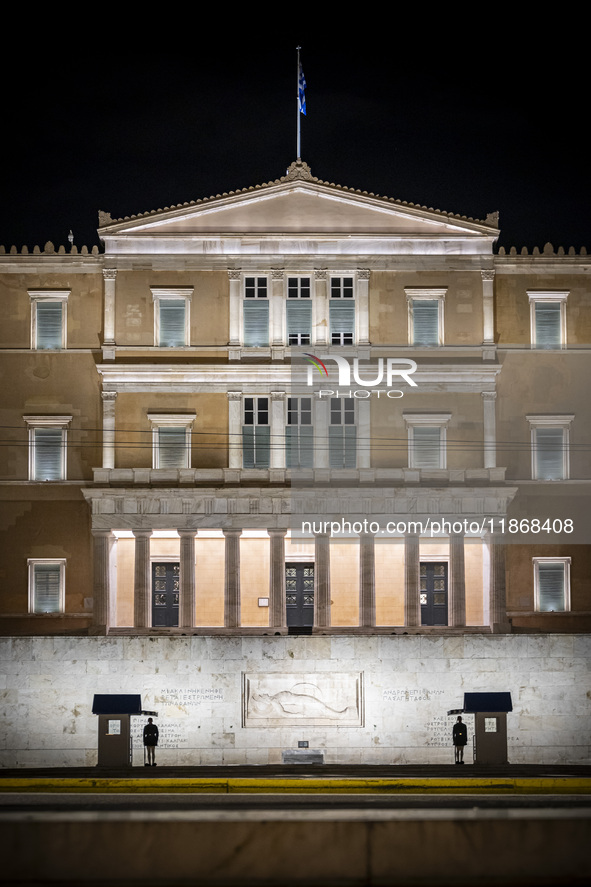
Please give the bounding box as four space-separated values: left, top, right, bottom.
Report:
133 530 152 628
449 533 466 627
227 391 242 469
481 270 495 345
269 529 287 629
228 270 241 346
102 268 117 345
357 269 370 345
270 391 286 469
489 533 510 633
314 533 331 628
223 529 241 628
178 530 196 629
314 270 328 347
359 532 376 628
482 391 497 469
271 269 285 346
101 391 117 469
92 530 114 631
404 533 420 627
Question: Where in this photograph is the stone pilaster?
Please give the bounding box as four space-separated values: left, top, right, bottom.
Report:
449 533 466 627
268 529 287 629
227 391 242 469
271 269 285 345
482 391 497 469
357 269 370 345
101 391 117 469
314 533 331 628
133 530 152 628
228 270 241 346
404 533 420 627
178 530 196 629
223 529 242 628
359 533 376 628
481 270 495 345
92 530 114 632
314 269 328 347
102 268 117 345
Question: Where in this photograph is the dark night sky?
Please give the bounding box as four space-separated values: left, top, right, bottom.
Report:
1 22 589 254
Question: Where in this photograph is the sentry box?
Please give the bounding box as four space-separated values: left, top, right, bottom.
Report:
450 692 513 765
92 694 157 768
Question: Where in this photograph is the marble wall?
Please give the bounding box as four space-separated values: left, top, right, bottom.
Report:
0 634 589 767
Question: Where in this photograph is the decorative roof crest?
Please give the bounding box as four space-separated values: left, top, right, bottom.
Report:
283 160 314 182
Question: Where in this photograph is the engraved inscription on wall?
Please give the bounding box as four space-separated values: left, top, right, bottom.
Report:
131 720 188 749
243 673 364 727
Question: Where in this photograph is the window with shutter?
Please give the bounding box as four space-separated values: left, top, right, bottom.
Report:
412 300 439 345
528 291 568 348
29 291 69 349
286 397 313 467
286 300 312 345
157 427 189 469
330 301 355 345
243 397 270 468
28 560 65 614
534 427 565 479
527 415 572 481
151 288 193 347
534 559 570 612
243 301 269 346
25 416 71 481
159 300 186 346
412 426 442 468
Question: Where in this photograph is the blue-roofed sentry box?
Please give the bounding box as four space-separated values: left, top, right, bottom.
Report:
92 694 144 768
463 692 513 765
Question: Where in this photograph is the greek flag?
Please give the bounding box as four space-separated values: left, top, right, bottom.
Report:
298 63 307 115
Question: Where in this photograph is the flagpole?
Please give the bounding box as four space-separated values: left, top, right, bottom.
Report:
296 46 301 160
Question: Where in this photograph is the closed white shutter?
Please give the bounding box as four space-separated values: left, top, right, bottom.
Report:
330 301 355 343
34 428 64 480
535 302 561 347
286 300 312 344
33 564 61 613
243 301 269 346
412 427 441 468
535 427 564 479
537 563 566 611
36 302 63 349
329 426 356 468
242 425 270 468
412 300 439 345
158 427 188 468
159 300 186 346
286 425 314 468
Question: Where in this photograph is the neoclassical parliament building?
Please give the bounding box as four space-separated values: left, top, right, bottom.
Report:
1 161 589 766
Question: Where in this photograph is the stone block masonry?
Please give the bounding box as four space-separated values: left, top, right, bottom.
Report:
0 635 589 767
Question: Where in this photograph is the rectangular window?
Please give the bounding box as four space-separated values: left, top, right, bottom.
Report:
244 277 268 299
24 416 71 481
404 413 451 470
534 559 570 612
527 415 573 480
148 413 195 469
288 277 311 299
329 398 356 468
528 291 568 348
405 288 446 346
330 277 355 345
28 559 65 614
286 397 313 468
286 300 312 345
29 291 69 350
151 288 193 347
243 397 270 468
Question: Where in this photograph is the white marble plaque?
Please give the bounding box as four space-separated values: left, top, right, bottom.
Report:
242 673 364 727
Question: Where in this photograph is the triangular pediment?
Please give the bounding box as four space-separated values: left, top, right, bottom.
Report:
98 163 498 240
